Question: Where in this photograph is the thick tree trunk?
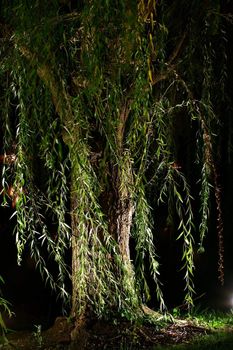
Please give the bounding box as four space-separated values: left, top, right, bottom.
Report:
70 186 80 318
17 43 85 318
116 158 135 267
117 196 134 265
115 104 134 267
70 195 88 343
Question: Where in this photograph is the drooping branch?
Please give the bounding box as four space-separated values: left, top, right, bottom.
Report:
202 121 224 285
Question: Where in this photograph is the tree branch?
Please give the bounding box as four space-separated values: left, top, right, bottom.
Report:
17 45 76 145
152 32 187 86
167 32 187 65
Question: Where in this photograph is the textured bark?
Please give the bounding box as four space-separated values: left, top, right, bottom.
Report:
70 185 80 318
117 195 134 265
115 104 134 267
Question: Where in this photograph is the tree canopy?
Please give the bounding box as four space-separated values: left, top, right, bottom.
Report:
0 0 232 326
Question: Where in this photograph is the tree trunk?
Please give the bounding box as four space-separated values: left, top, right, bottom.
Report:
115 155 135 268
70 183 80 318
115 103 134 268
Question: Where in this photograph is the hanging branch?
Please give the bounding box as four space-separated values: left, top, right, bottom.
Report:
164 67 224 284
202 121 224 285
213 166 224 285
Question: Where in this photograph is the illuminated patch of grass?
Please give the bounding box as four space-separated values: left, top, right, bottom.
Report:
189 309 233 329
155 332 233 350
155 310 233 350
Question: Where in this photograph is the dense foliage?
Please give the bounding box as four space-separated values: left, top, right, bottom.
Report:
0 0 231 322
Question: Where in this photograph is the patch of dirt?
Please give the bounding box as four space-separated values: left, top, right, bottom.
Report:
1 317 208 349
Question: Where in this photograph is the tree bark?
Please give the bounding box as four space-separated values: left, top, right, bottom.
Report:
115 103 135 269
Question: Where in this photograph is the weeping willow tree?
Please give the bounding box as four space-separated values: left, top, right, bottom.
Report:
0 0 230 330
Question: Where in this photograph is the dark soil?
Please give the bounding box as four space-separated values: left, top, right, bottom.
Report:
1 317 208 350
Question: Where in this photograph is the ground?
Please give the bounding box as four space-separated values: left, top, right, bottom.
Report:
1 316 209 349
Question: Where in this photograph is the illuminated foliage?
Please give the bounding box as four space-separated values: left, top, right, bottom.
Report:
0 0 230 322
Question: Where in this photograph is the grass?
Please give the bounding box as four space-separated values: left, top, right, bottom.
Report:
155 332 233 350
190 309 233 328
118 308 233 350
1 308 233 349
154 309 233 350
